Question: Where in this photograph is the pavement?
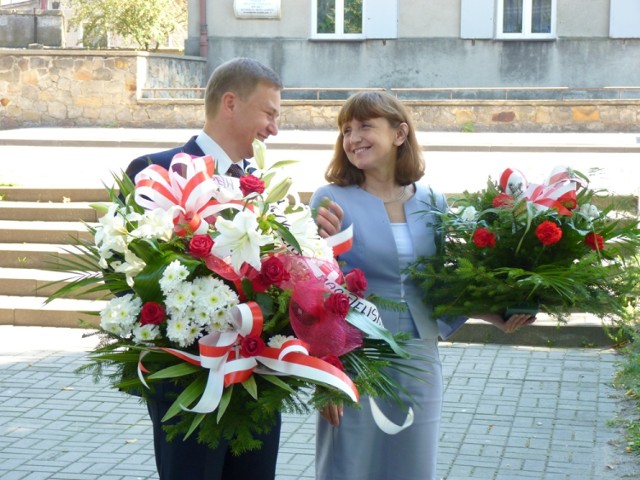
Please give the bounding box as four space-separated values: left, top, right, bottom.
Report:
0 325 635 480
0 127 639 479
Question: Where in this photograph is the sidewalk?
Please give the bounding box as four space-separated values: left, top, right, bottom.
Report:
0 325 636 480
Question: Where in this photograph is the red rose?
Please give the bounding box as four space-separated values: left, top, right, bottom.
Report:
585 232 604 250
140 302 166 326
240 335 265 357
189 234 214 258
321 354 344 372
492 193 514 208
251 256 291 293
473 228 496 248
239 175 266 197
325 292 351 317
535 221 563 246
345 269 367 297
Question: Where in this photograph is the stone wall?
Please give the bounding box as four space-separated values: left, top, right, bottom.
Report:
0 49 639 132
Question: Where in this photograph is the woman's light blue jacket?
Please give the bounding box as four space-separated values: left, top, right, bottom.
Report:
310 182 466 340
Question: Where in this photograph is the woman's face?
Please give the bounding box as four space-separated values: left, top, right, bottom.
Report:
341 117 404 174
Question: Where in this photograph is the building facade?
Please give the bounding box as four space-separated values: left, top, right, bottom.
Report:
186 0 640 97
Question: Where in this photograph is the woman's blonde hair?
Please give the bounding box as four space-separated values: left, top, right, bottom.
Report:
325 91 425 186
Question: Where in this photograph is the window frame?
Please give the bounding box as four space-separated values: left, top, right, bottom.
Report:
311 0 365 41
495 0 557 40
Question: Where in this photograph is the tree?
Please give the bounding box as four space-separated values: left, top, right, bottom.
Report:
69 0 187 51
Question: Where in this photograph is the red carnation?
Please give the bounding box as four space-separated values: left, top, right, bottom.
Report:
239 175 266 197
240 335 265 357
492 193 514 208
535 221 563 246
140 302 166 326
585 232 604 250
473 228 496 248
321 354 345 372
345 269 367 297
188 234 214 258
325 292 351 317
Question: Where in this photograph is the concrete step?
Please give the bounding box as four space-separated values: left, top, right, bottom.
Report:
0 267 106 300
0 187 112 202
0 201 99 222
0 220 95 244
0 295 102 328
449 315 618 348
0 243 90 269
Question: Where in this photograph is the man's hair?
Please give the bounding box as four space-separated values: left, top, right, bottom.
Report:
204 57 283 118
325 91 425 186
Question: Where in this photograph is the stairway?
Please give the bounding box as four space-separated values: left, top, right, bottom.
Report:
0 186 108 329
0 185 625 347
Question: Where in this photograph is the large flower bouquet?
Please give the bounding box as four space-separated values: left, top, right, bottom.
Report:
407 166 640 321
48 142 418 453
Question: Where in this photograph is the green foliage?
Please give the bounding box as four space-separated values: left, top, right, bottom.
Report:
69 0 187 51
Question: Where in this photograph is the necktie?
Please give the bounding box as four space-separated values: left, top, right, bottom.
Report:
226 163 244 178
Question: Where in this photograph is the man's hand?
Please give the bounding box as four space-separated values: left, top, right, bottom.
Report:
319 404 343 426
473 313 536 334
316 198 344 238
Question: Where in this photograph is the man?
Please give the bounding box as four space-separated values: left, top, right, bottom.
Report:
125 57 342 480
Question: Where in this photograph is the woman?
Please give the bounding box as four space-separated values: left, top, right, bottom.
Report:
310 91 534 480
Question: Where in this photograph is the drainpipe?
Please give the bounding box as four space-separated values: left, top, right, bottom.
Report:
199 0 208 58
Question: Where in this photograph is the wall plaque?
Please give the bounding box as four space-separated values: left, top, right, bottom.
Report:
234 0 281 19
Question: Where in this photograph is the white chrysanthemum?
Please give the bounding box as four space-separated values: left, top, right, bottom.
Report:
209 309 235 332
460 206 478 222
160 260 190 294
165 317 198 347
99 294 142 337
128 206 179 241
268 334 297 349
193 277 239 312
132 323 161 343
164 282 193 316
211 210 273 272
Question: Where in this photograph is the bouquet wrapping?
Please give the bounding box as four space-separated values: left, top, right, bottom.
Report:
49 141 421 453
407 166 640 322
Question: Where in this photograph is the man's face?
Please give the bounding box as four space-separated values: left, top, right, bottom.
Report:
232 82 281 159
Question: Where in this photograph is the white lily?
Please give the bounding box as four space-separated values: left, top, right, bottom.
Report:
211 210 272 272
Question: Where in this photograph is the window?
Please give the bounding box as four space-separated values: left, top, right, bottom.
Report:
311 0 397 40
496 0 556 39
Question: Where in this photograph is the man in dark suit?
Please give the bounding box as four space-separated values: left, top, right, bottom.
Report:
125 57 344 480
125 57 284 480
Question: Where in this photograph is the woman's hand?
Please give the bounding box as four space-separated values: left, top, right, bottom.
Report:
474 313 536 334
320 403 343 426
316 198 344 238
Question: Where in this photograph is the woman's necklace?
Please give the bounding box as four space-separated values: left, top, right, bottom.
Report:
363 184 408 204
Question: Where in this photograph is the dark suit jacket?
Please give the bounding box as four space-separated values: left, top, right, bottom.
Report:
126 135 205 180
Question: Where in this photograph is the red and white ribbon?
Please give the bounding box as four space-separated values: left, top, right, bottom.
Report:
138 300 359 414
133 153 244 236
